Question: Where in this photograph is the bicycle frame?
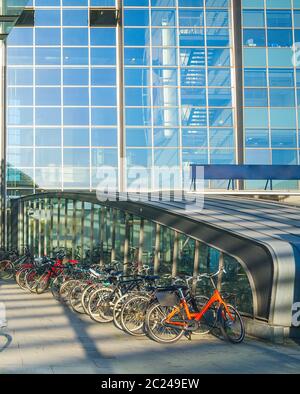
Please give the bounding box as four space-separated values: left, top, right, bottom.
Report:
165 288 234 328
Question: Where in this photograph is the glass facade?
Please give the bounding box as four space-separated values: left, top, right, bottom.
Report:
6 0 300 194
6 0 235 195
243 0 300 189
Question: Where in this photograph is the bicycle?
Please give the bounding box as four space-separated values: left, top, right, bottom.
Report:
145 269 245 344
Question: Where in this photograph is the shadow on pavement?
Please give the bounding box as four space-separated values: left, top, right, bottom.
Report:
0 332 12 352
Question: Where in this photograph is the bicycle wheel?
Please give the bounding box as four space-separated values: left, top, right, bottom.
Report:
70 283 86 314
121 294 150 337
113 293 131 330
192 295 217 335
51 276 64 300
36 273 51 294
145 302 184 344
81 284 97 315
16 268 30 290
88 288 114 323
218 304 245 344
0 260 14 280
25 269 39 293
59 279 80 304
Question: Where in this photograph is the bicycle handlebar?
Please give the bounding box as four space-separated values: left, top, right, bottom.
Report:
197 268 227 280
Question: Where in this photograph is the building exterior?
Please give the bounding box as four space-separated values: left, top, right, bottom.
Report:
6 0 300 196
3 0 300 340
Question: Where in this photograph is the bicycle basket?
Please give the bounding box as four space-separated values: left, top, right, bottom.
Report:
156 290 179 307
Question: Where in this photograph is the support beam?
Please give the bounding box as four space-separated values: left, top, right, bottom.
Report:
192 240 200 295
99 206 105 266
0 40 6 248
154 223 160 275
123 213 130 274
138 218 144 271
218 252 225 291
172 231 179 278
117 0 125 193
111 208 116 263
231 0 244 191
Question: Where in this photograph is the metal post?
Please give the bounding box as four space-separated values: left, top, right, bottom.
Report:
18 200 23 253
33 199 37 255
90 203 94 264
56 198 60 250
123 213 130 274
111 208 116 262
50 198 54 252
192 240 200 295
64 198 68 252
99 205 105 266
38 199 42 257
117 0 125 193
0 40 6 248
172 231 178 278
44 198 48 255
72 200 76 260
217 252 225 291
138 217 144 270
81 201 84 260
154 223 160 275
24 201 28 251
231 0 244 191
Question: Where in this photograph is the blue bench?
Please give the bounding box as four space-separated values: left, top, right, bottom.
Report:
190 165 300 191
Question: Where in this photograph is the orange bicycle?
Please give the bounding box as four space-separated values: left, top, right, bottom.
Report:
145 269 245 344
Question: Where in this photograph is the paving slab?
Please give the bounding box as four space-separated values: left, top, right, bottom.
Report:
1 280 300 374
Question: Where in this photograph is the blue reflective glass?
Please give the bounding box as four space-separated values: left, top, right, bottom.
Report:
64 129 89 147
7 68 33 86
63 10 88 26
245 129 270 148
63 29 88 46
244 88 268 107
270 89 295 107
182 129 208 148
243 29 266 46
36 28 61 46
244 69 267 87
36 68 61 86
91 68 116 86
92 129 118 147
63 88 89 106
271 130 297 148
126 129 152 147
63 69 89 85
268 29 293 47
36 87 61 106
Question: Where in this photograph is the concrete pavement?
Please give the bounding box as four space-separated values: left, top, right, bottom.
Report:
0 280 300 374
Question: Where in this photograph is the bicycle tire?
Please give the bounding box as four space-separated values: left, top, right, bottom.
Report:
81 283 97 315
145 302 185 344
0 260 14 280
70 283 86 314
16 268 30 290
218 304 245 344
192 295 217 335
113 293 131 330
36 272 51 294
59 279 80 304
51 276 64 300
25 269 39 293
121 293 151 337
88 287 115 323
